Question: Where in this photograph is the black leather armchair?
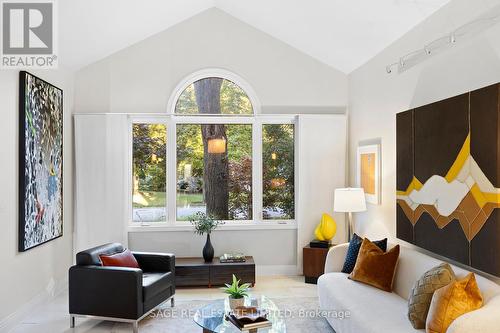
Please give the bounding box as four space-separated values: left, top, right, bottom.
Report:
69 243 175 333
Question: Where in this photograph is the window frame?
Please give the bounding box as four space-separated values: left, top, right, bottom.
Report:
261 122 296 221
130 121 168 224
127 70 297 231
127 114 297 231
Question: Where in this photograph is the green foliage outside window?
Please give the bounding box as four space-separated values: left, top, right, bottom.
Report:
175 78 252 115
133 124 166 194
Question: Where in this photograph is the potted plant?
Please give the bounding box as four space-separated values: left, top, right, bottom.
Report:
222 274 251 309
190 212 224 262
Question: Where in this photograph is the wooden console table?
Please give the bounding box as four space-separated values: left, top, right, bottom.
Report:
175 256 255 287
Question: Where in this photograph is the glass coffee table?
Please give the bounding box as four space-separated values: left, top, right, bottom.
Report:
193 295 286 332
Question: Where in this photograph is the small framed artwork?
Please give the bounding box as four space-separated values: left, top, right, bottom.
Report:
356 144 381 205
19 71 64 251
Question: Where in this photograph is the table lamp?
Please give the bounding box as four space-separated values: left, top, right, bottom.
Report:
334 188 367 242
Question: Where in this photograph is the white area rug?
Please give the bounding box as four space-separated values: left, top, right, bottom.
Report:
138 297 334 332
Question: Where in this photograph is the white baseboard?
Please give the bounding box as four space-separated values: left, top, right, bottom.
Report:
0 276 68 333
256 265 298 276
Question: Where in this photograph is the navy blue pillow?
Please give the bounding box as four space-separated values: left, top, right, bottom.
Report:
341 233 387 273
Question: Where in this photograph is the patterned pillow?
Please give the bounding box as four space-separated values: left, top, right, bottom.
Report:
341 233 387 273
407 263 456 329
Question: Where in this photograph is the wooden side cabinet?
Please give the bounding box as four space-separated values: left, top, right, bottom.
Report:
303 245 331 284
176 257 255 287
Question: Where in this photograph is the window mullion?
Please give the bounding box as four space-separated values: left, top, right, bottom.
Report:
253 119 263 223
127 118 133 226
167 118 177 225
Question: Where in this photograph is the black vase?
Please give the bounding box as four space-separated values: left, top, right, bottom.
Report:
203 233 214 262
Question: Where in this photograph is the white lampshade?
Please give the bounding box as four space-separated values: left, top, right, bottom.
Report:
334 188 367 213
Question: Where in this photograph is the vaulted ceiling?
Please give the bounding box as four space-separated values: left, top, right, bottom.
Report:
59 0 451 73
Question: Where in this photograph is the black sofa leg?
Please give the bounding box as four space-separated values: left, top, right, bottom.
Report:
171 296 175 307
70 315 75 328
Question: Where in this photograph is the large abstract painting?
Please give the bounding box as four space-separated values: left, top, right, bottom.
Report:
19 71 63 251
397 83 500 276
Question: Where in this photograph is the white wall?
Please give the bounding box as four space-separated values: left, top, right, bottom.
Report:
348 0 500 242
74 8 348 272
129 229 298 275
0 69 74 325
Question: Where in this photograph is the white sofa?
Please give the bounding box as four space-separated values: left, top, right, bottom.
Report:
317 243 500 333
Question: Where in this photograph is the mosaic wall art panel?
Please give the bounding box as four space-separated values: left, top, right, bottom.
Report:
19 71 63 251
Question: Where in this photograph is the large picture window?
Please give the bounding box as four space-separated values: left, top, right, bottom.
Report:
130 73 295 227
176 124 252 220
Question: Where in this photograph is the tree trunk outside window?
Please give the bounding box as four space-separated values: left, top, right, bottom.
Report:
194 78 229 219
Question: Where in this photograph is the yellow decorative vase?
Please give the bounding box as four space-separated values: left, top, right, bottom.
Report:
314 213 337 241
314 225 325 241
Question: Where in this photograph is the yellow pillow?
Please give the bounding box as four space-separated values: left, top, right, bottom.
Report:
426 273 483 333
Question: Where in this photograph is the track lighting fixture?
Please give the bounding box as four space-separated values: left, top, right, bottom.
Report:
385 11 500 74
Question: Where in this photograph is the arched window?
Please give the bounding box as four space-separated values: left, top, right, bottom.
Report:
175 77 253 115
131 70 295 226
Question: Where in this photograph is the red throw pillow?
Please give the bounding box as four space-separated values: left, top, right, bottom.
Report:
99 249 140 268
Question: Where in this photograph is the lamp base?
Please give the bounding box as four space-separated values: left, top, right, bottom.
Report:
309 239 331 248
347 211 354 242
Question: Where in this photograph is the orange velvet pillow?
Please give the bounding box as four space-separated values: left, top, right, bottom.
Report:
99 249 140 268
426 273 483 333
349 238 400 292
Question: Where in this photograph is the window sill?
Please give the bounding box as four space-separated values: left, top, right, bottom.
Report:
127 221 297 232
